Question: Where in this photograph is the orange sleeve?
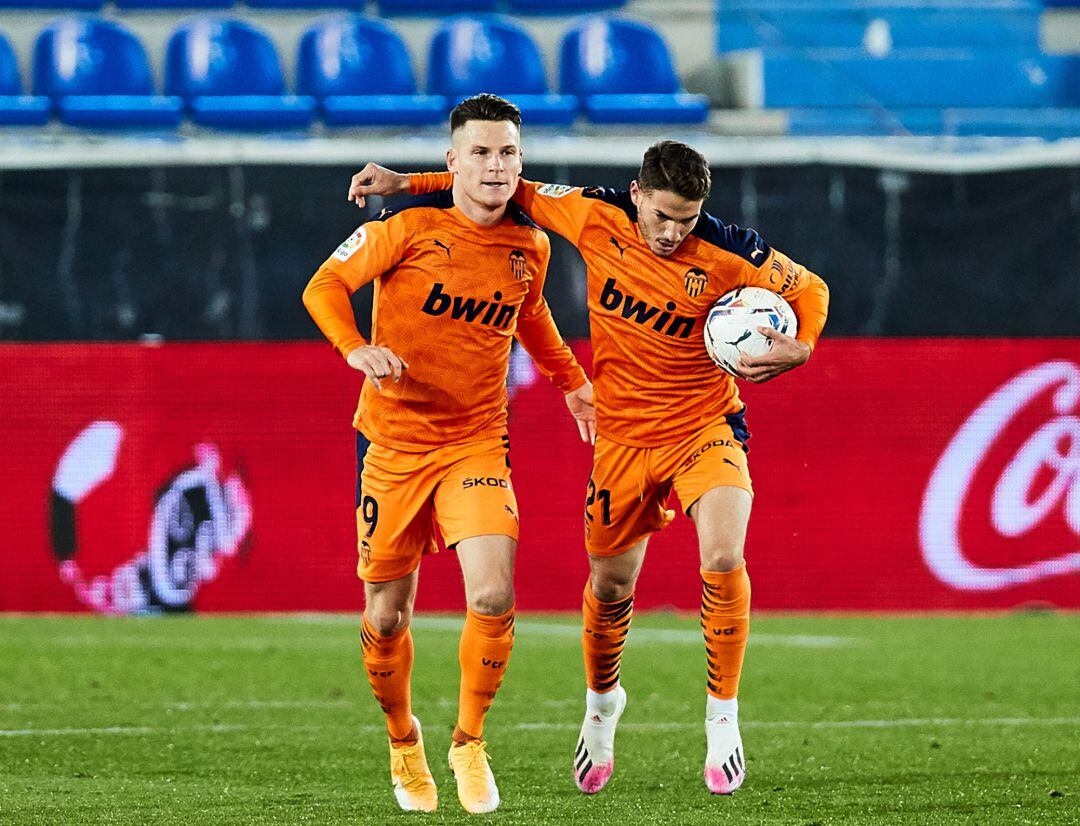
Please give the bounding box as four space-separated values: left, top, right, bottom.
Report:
409 174 595 245
742 248 830 351
513 234 588 393
409 171 454 194
302 215 410 358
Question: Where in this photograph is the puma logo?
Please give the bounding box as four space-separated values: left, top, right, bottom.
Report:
432 239 453 260
609 237 629 258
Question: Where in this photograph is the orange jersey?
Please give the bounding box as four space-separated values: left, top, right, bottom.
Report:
304 191 586 451
411 174 830 448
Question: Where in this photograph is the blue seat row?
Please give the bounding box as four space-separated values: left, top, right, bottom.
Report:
715 0 1040 8
717 7 1041 53
0 0 625 11
786 107 1080 140
712 0 1080 136
0 14 708 128
760 49 1080 109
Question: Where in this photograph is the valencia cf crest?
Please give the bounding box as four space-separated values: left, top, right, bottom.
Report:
509 249 528 280
684 267 709 297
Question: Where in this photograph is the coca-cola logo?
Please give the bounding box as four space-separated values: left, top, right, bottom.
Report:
920 360 1080 591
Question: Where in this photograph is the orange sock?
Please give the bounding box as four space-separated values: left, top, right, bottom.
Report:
454 607 515 743
700 564 751 700
582 581 634 693
360 615 415 743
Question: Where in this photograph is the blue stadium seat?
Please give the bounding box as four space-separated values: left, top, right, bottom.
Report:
33 17 182 127
115 0 230 9
761 51 1080 108
0 32 50 125
297 16 446 126
378 0 496 16
250 0 365 9
0 0 102 9
428 16 577 126
508 0 625 14
165 17 315 129
560 17 708 124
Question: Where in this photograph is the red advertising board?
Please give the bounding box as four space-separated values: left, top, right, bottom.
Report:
1 340 1077 613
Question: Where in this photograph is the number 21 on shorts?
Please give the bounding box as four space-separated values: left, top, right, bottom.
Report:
585 479 611 527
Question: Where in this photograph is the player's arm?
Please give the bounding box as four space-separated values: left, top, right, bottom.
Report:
738 238 830 383
302 216 410 391
514 236 596 443
347 164 596 245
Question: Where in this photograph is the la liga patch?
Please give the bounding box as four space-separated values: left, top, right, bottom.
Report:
537 183 576 198
332 226 367 261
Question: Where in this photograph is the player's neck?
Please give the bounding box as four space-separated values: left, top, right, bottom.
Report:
452 183 508 228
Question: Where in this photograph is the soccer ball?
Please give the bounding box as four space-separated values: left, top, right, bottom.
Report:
704 287 798 377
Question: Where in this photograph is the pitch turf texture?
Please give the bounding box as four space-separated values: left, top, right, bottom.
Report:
1 614 1077 825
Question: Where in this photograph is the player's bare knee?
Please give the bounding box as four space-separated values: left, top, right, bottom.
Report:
590 573 636 603
366 605 411 637
467 585 514 616
700 546 744 573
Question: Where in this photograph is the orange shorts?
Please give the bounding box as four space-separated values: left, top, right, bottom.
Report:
355 432 519 583
584 411 753 557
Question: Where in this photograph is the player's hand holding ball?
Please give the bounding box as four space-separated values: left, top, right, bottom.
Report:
737 327 811 383
347 344 409 391
704 287 809 383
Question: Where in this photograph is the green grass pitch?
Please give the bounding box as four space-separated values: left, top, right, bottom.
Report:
1 613 1077 825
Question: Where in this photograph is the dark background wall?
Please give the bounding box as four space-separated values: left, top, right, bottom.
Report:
2 163 1078 341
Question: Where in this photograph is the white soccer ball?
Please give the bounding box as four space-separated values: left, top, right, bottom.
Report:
704 287 798 377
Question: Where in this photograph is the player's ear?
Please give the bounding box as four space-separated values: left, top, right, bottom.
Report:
629 180 642 207
446 147 456 173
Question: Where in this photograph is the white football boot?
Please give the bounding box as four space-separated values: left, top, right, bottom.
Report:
704 697 745 794
573 685 627 793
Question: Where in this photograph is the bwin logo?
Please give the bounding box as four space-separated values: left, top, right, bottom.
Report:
422 283 518 328
599 278 695 338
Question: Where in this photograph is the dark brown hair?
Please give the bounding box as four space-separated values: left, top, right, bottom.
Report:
450 93 522 133
637 141 711 201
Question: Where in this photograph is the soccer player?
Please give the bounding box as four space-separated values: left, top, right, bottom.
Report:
303 94 595 815
347 141 829 796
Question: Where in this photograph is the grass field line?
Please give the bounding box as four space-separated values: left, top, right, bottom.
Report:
409 617 855 647
0 700 359 711
29 625 854 650
2 698 524 712
0 723 256 737
4 717 1078 738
